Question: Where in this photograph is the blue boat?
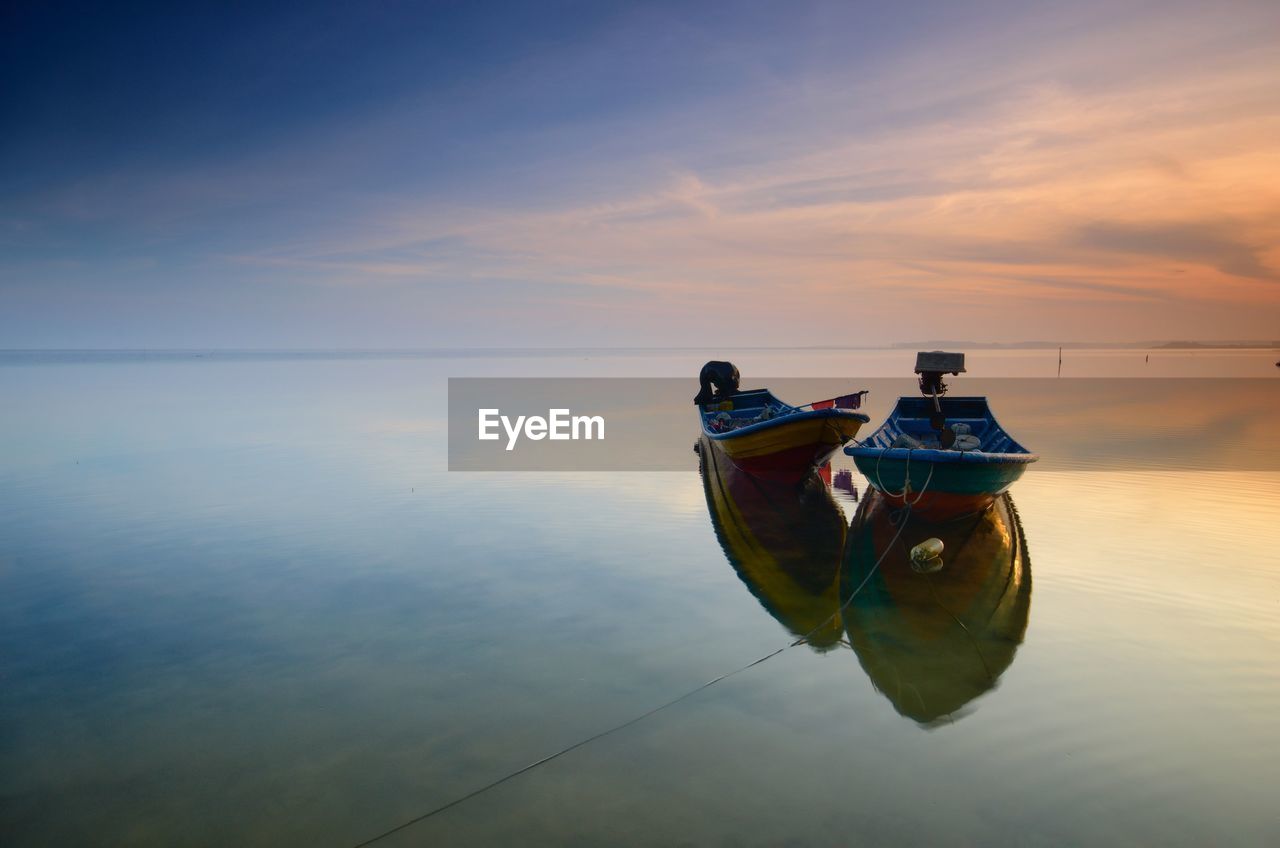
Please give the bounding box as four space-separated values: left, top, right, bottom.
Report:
844 353 1037 520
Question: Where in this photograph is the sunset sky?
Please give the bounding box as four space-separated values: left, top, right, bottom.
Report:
3 0 1278 348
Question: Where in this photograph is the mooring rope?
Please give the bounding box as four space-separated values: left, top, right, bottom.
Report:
349 646 789 848
349 489 921 848
874 446 935 507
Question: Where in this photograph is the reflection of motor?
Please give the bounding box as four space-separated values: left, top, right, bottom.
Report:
694 361 741 405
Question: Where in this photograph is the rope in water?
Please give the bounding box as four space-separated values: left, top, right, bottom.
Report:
350 479 924 848
350 647 789 848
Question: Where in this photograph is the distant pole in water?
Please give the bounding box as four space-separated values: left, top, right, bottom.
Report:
1057 346 1063 377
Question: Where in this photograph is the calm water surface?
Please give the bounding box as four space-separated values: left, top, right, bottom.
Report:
2 349 1278 846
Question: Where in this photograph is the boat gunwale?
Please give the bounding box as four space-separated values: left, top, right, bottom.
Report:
846 446 1039 465
700 390 869 442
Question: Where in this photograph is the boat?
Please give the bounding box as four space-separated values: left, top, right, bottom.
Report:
698 435 846 650
842 489 1032 726
696 360 870 477
844 352 1037 520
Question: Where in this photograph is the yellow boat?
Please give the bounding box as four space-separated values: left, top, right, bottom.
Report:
700 388 869 478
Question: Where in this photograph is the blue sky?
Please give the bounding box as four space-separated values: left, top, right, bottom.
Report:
3 0 1279 347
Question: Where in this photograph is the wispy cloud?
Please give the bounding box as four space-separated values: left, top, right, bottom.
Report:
5 0 1279 346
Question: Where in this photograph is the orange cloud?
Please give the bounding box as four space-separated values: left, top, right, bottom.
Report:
233 14 1280 342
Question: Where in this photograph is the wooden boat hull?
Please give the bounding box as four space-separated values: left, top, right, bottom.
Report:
846 395 1036 521
706 408 868 477
850 454 1028 521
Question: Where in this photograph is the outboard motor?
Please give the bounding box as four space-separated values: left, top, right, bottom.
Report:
915 351 966 447
695 361 740 405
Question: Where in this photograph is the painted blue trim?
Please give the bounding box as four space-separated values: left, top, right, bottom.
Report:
847 446 1038 464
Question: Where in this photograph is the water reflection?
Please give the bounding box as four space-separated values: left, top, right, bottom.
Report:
699 437 1033 725
843 491 1032 727
697 436 847 650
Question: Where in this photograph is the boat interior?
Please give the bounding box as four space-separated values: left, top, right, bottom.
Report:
699 389 795 433
859 397 1025 453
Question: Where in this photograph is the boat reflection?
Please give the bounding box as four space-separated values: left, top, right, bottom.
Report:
697 436 847 651
842 490 1032 726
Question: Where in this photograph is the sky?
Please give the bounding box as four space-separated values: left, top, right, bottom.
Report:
2 0 1279 348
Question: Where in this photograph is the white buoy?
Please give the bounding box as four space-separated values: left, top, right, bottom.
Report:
910 537 945 573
